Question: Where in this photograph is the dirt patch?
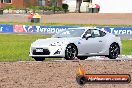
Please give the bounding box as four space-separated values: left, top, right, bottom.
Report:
0 61 132 88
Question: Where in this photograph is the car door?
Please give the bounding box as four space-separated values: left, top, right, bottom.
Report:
78 29 106 55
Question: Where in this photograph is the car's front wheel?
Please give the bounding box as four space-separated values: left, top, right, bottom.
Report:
108 43 120 59
33 57 45 61
65 44 78 60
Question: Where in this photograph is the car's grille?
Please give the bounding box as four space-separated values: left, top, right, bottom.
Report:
33 49 50 55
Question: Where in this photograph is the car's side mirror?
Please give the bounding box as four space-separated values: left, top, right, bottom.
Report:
83 34 92 40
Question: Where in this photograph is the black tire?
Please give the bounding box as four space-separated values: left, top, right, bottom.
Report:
77 56 88 60
33 57 45 61
108 43 120 59
65 44 78 60
76 75 87 85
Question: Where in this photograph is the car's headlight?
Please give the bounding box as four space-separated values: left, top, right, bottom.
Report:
50 42 63 46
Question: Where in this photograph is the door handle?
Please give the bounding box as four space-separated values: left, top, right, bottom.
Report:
99 40 102 42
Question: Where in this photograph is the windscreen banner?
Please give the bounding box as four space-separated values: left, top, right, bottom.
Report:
0 24 132 35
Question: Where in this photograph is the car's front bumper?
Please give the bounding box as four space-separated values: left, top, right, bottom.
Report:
29 46 66 58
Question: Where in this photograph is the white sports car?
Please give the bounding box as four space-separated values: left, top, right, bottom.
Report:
29 27 121 61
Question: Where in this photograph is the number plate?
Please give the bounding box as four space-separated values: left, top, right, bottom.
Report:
36 48 43 52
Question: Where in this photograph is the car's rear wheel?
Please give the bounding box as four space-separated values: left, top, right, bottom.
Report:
33 57 45 61
108 43 120 59
77 56 88 60
65 44 78 60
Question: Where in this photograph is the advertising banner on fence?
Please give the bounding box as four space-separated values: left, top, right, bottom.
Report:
13 25 78 33
1 24 132 35
13 25 132 35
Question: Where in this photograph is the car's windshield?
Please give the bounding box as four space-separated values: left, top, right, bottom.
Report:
53 29 85 38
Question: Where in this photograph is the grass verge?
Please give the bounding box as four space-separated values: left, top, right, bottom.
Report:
122 39 132 55
1 22 132 27
0 34 131 62
0 34 50 62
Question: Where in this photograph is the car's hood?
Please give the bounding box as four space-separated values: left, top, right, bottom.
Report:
31 37 81 47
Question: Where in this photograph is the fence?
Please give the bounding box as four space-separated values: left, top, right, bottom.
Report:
0 24 132 35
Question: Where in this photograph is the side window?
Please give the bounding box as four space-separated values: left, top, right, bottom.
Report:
83 29 91 37
91 29 100 38
99 30 106 37
85 29 91 34
82 29 106 38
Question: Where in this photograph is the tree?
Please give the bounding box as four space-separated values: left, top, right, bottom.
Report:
75 0 82 13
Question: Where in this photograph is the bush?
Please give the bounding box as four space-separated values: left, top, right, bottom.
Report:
4 5 15 10
29 6 64 13
56 7 63 11
39 6 63 11
29 6 41 12
38 6 44 10
62 4 68 13
38 6 52 11
44 6 52 11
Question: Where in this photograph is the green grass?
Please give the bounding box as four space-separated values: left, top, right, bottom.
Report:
122 39 132 55
0 34 50 62
0 34 132 62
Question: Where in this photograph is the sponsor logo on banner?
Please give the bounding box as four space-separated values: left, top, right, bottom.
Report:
35 26 67 33
97 27 132 35
13 25 78 33
0 27 3 32
14 25 26 32
0 24 13 32
14 25 36 32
